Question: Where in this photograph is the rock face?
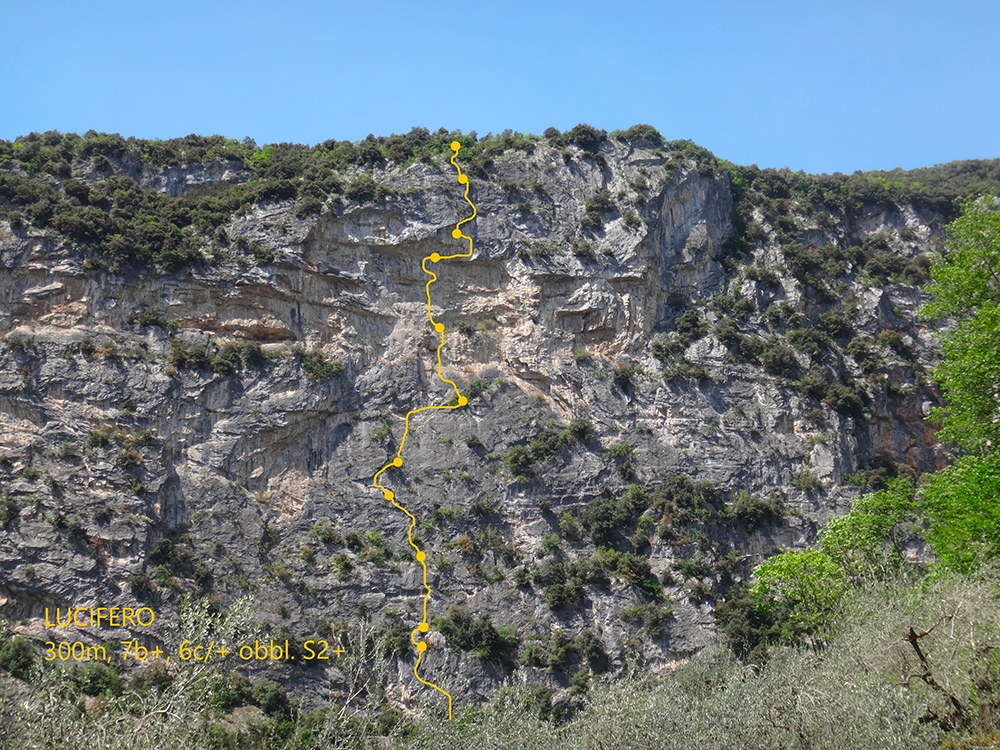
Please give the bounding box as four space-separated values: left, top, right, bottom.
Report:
0 135 949 712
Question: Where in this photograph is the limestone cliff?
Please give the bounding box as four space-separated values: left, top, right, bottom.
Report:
0 127 977 712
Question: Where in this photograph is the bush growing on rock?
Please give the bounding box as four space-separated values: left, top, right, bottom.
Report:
434 606 518 663
0 633 36 680
294 347 344 379
612 124 665 147
758 339 801 377
727 490 785 530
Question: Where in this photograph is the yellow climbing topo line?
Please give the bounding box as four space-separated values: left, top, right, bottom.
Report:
371 141 475 720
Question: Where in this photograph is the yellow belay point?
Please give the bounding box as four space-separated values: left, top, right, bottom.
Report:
371 142 476 719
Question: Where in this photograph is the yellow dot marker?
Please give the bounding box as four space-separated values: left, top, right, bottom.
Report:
367 138 473 722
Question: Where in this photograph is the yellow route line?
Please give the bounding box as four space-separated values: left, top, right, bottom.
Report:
371 141 475 720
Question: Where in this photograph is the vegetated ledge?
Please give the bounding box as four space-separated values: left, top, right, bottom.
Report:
0 123 996 736
0 126 997 275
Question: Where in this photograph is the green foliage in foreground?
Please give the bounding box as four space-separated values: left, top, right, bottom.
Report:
742 197 1000 644
921 451 1000 573
923 193 1000 455
924 192 1000 321
749 548 848 639
735 477 919 648
917 195 1000 574
819 477 919 581
5 150 1000 749
931 301 1000 454
9 573 1000 749
725 194 1000 747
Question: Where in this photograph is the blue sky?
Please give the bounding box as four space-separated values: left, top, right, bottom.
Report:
3 0 997 174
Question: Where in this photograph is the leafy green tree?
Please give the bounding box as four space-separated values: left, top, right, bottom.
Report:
929 301 1000 454
818 477 918 582
749 549 847 640
924 193 1000 318
915 194 1000 574
747 476 917 637
923 193 1000 454
920 452 1000 573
